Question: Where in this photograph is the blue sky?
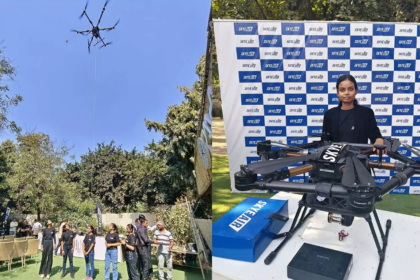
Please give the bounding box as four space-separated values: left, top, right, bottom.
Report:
0 0 210 161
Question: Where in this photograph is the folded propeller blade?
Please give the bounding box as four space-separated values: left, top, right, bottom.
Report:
247 154 317 175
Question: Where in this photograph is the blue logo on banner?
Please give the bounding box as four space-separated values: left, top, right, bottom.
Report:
415 94 420 104
372 94 393 104
397 147 412 157
372 48 394 59
390 187 410 194
392 126 413 136
306 60 328 71
245 137 265 147
309 126 323 135
285 94 306 104
265 126 287 136
282 23 304 35
234 23 258 35
305 36 328 47
239 71 261 83
328 23 350 35
328 48 350 59
375 116 392 125
262 83 285 94
370 156 390 163
286 116 307 126
307 83 328 94
236 48 260 59
394 60 415 71
328 71 350 82
284 72 306 83
241 94 264 105
259 35 282 47
243 116 265 126
395 36 417 48
393 83 415 93
374 177 389 185
289 176 308 183
260 60 283 71
357 83 371 93
372 71 393 82
350 60 372 71
413 137 420 146
393 105 413 115
307 105 328 115
351 36 373 48
246 157 261 165
414 116 420 126
373 24 395 36
415 72 420 82
283 48 305 60
328 94 340 104
287 137 308 145
264 105 286 115
411 178 420 186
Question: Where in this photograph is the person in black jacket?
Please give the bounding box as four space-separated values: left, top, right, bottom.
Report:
136 218 152 280
39 220 56 279
121 224 140 280
322 74 386 154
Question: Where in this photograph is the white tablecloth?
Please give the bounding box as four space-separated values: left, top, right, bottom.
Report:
213 192 420 280
37 233 123 263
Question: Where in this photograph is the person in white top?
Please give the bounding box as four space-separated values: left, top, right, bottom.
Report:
154 222 174 280
32 219 42 238
9 218 18 236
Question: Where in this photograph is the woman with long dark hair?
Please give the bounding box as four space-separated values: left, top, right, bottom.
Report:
105 223 121 280
322 74 385 153
83 225 96 280
121 224 140 280
39 220 56 279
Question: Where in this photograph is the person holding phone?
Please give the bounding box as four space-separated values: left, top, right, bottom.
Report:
121 224 140 280
83 225 96 280
39 220 56 280
105 223 120 280
60 224 75 279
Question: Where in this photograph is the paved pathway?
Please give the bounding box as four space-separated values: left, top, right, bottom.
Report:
212 117 227 156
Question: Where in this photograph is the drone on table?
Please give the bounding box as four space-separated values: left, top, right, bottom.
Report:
234 133 420 280
71 0 120 53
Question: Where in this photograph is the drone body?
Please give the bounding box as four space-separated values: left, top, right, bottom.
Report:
234 134 420 279
71 0 120 53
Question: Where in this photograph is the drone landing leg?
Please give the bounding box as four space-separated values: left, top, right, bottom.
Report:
264 201 316 265
365 213 392 280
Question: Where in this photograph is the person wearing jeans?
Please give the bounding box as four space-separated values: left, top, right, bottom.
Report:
105 223 120 280
154 222 174 280
60 224 75 279
83 226 96 280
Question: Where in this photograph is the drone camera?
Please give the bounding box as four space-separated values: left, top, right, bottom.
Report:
327 213 355 226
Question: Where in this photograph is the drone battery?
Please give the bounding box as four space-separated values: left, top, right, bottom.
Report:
287 243 353 280
213 197 288 262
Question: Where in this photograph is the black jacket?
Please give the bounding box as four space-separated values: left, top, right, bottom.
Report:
322 100 383 144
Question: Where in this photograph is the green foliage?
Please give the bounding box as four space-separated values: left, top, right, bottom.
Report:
0 47 23 134
150 197 193 248
59 199 97 233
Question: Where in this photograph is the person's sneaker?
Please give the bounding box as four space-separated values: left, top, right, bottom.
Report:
60 273 65 279
70 273 74 279
82 277 88 280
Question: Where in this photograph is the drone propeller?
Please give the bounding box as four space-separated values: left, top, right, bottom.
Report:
403 144 420 158
246 153 317 175
342 156 376 187
99 42 112 49
266 141 303 152
79 1 89 19
106 19 120 31
104 0 110 7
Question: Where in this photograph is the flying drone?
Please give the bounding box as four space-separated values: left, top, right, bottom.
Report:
234 133 420 280
71 0 120 53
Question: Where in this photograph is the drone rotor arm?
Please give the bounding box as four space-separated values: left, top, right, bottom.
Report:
379 167 416 195
246 153 317 174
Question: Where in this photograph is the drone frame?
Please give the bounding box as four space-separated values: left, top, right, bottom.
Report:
234 134 420 280
71 0 119 53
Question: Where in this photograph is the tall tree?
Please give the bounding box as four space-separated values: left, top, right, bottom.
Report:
6 133 73 220
0 47 23 134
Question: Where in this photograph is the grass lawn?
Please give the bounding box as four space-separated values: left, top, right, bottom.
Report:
213 155 420 223
0 251 210 280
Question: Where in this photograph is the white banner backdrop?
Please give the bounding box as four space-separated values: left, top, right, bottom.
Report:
214 19 420 194
38 234 123 263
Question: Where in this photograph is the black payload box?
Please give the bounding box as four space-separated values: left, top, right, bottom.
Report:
287 243 353 280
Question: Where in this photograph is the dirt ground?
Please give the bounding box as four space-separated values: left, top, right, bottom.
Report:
212 117 227 156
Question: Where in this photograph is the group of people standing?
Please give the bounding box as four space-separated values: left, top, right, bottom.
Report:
0 218 42 237
37 215 174 280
